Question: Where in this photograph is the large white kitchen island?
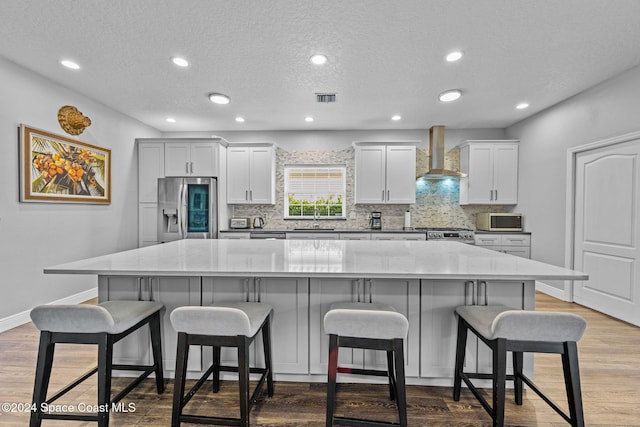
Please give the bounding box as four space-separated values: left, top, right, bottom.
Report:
44 239 587 386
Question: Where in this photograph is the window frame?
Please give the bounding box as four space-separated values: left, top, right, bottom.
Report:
283 164 347 220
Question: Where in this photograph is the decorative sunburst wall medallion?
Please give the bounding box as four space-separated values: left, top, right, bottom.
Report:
58 105 92 135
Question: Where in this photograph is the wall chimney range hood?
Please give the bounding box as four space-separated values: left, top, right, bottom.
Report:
418 125 466 179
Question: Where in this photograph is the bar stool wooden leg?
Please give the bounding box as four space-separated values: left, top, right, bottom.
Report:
171 332 189 427
325 334 339 427
453 316 467 401
261 316 274 397
238 336 251 427
386 350 397 401
30 332 55 427
97 334 113 427
513 351 524 405
492 338 507 427
562 342 585 427
393 338 408 427
149 312 165 394
212 346 221 393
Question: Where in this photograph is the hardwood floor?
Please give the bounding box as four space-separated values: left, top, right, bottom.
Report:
1 292 638 426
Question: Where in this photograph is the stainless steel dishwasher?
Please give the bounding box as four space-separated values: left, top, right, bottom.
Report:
249 231 286 240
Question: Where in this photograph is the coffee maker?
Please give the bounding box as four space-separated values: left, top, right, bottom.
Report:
370 212 382 229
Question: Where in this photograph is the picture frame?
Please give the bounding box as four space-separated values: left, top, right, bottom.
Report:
20 124 111 204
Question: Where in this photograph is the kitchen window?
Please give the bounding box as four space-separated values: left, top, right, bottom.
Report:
284 165 346 219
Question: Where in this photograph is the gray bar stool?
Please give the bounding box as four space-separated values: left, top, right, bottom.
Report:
29 301 165 427
324 302 409 427
453 305 587 427
170 302 274 427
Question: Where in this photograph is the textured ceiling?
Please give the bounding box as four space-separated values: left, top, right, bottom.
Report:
2 0 640 132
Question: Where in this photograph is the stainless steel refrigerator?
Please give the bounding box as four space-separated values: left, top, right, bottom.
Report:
157 177 218 242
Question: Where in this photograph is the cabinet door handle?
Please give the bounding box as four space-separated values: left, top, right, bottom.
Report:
465 280 475 305
489 189 494 201
185 162 189 174
367 279 374 303
149 277 155 301
477 280 487 306
250 190 253 201
137 277 144 301
190 162 194 174
245 190 249 201
387 190 390 201
256 277 262 302
494 189 498 200
381 189 385 202
244 278 251 302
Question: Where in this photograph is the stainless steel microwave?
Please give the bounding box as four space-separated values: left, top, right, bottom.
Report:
476 213 523 232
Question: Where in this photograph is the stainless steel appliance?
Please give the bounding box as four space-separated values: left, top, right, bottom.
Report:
229 217 250 229
418 227 475 244
476 213 523 232
370 212 382 229
253 217 265 229
250 231 286 239
158 177 218 242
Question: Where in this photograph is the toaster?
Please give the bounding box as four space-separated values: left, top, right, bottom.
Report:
229 217 250 229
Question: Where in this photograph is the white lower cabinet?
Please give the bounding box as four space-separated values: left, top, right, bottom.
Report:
420 279 535 380
201 277 309 375
475 233 531 258
371 233 426 241
286 232 341 240
309 278 420 377
98 276 202 373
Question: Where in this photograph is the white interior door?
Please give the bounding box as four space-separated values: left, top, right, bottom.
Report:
573 137 640 326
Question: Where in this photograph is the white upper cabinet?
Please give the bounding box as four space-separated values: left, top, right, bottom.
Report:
226 145 275 204
355 144 416 204
458 140 519 205
137 141 165 203
165 142 219 177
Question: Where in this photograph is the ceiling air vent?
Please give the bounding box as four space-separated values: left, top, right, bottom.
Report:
316 93 336 103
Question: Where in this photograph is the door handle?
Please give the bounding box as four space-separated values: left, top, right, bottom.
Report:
381 189 385 202
465 280 475 305
250 190 253 201
137 277 144 301
245 190 249 201
185 162 189 174
244 278 251 302
494 189 498 201
387 190 390 201
190 162 194 174
256 277 262 302
477 280 487 305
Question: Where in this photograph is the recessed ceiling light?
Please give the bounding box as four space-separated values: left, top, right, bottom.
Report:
516 102 530 110
60 59 80 70
439 90 462 102
445 51 464 62
235 116 245 123
165 117 176 123
310 54 328 65
305 116 314 122
391 115 402 121
208 93 230 104
171 56 189 67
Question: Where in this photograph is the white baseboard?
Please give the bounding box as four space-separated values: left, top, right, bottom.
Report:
0 288 98 333
535 281 568 301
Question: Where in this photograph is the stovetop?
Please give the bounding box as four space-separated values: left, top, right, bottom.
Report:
416 227 475 243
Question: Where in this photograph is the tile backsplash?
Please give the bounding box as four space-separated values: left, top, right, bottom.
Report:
231 146 504 230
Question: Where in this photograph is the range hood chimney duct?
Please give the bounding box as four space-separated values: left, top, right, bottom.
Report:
419 125 466 178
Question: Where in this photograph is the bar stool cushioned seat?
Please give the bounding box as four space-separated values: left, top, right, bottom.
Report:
324 302 409 427
453 305 587 427
170 302 274 427
29 301 165 427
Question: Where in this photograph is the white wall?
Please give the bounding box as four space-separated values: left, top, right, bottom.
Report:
0 57 160 327
507 64 640 293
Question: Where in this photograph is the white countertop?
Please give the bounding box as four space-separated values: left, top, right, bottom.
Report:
44 239 587 281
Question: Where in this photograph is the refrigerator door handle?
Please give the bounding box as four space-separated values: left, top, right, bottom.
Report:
179 181 187 238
